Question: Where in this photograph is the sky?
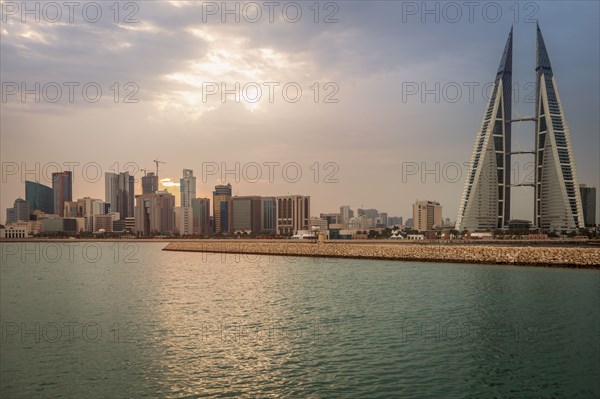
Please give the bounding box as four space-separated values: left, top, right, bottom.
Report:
1 0 599 224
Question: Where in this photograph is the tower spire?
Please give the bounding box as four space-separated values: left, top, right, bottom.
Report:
497 26 513 77
536 23 552 74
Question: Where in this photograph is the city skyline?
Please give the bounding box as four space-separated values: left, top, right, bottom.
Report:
5 163 596 237
2 159 597 228
2 3 599 397
1 3 598 224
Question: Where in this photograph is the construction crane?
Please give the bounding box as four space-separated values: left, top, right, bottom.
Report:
153 160 166 176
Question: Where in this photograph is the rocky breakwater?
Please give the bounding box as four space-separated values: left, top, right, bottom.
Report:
163 241 600 268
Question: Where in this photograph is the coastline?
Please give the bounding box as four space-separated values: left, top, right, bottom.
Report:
162 241 600 269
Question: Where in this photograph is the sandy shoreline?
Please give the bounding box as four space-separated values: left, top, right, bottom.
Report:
162 241 600 268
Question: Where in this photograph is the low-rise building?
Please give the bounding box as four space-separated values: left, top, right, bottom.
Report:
42 218 78 234
94 214 113 232
0 225 29 238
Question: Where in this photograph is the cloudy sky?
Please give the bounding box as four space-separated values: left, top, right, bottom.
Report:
1 0 598 224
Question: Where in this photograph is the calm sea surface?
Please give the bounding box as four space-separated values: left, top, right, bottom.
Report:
1 242 599 398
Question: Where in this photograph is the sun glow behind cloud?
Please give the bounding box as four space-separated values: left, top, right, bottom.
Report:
156 28 312 119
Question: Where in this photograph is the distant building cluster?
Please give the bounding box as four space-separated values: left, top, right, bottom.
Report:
1 165 411 238
1 168 314 238
1 163 596 239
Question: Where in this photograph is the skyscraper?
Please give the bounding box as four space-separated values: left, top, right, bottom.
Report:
105 172 118 213
457 26 584 232
456 28 512 232
579 185 597 227
340 205 354 227
134 191 175 236
122 173 135 218
142 172 159 194
413 200 442 232
25 181 54 214
105 172 135 219
213 184 232 234
191 198 211 235
533 25 584 231
52 171 72 217
180 169 196 207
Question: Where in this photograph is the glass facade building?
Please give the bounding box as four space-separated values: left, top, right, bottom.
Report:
192 198 211 235
52 171 72 217
25 181 54 214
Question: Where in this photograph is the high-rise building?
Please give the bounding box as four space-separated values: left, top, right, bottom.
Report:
456 28 512 232
134 191 175 236
105 172 118 213
340 205 354 227
174 206 194 235
124 174 135 218
180 169 196 207
534 25 584 231
388 216 403 227
457 25 584 232
413 201 442 232
52 171 72 216
6 208 16 225
213 184 232 234
231 196 261 233
261 197 277 234
363 209 379 220
75 197 104 232
142 172 159 194
5 198 30 224
159 178 181 207
277 195 310 235
76 197 104 217
192 198 211 235
105 172 135 219
579 185 597 227
25 181 54 214
14 198 30 222
379 212 388 227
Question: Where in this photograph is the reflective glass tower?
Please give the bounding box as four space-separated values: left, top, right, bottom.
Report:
180 169 196 207
52 171 72 217
25 180 54 214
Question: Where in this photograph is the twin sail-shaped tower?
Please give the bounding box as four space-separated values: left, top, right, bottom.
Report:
456 25 584 232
